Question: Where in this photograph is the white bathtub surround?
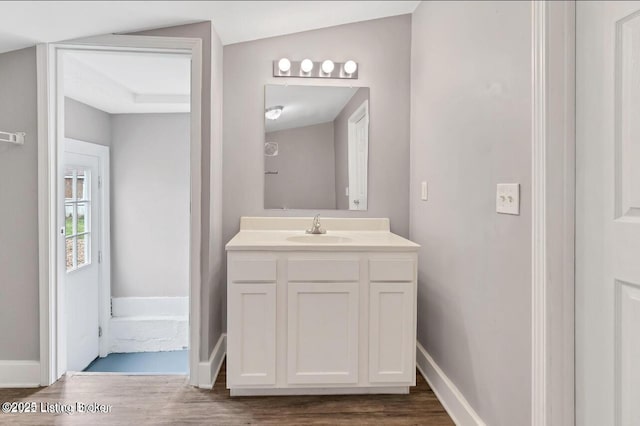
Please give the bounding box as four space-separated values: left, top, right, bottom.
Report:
226 217 419 396
109 297 188 353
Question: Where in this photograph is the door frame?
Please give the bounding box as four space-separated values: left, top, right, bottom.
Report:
531 1 576 425
63 138 111 362
36 35 203 386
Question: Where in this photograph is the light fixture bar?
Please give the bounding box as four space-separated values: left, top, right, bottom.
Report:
273 59 358 79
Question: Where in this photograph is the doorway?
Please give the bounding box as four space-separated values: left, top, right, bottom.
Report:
38 35 203 385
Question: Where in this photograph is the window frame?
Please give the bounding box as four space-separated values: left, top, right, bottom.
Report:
64 169 91 273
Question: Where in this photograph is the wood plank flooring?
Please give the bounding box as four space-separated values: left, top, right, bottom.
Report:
0 362 453 425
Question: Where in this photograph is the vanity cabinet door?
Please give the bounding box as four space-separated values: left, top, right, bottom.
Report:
227 283 276 386
287 282 359 384
369 282 415 383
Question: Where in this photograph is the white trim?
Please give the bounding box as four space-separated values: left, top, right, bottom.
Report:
0 361 41 388
415 342 486 426
37 35 203 386
230 386 409 397
531 1 576 425
198 333 226 389
531 1 548 425
37 43 56 386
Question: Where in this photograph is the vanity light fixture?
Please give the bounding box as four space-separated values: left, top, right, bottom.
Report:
278 58 291 73
265 106 284 120
321 60 335 75
300 58 314 73
343 60 358 75
272 59 358 79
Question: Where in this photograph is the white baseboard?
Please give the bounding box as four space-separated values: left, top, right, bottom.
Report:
198 333 226 389
0 361 41 388
230 386 409 397
416 342 486 426
109 297 188 353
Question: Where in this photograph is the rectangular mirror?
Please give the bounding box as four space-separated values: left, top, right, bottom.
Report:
264 84 370 210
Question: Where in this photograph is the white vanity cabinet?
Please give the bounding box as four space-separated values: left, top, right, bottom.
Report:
225 217 419 396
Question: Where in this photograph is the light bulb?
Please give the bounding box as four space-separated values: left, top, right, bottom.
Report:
278 58 291 73
265 106 283 120
322 60 335 74
300 58 314 73
343 60 357 75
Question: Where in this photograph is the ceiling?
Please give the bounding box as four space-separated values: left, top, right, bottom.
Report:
0 1 420 54
265 85 359 133
64 51 191 114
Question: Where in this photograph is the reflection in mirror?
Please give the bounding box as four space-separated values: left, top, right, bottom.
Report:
264 85 370 210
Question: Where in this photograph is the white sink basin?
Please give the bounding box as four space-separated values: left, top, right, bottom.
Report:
286 234 353 244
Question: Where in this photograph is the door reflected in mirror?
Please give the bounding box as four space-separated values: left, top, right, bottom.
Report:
264 84 370 210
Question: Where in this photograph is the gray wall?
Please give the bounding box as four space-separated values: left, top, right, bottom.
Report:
0 21 222 366
265 122 336 209
110 114 190 298
334 87 369 210
65 98 111 147
0 47 39 361
410 2 532 425
132 22 224 361
223 14 411 244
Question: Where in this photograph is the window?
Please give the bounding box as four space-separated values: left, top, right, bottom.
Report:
65 168 91 272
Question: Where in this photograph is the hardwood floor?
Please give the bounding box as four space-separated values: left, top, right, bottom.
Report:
0 363 453 425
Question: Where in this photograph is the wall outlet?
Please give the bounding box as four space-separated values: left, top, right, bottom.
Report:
496 183 520 215
421 181 428 201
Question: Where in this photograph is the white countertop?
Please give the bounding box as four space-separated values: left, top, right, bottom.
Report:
225 217 420 252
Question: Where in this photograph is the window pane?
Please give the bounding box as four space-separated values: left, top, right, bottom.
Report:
77 203 88 233
76 234 89 268
66 237 75 271
65 204 74 236
65 177 73 200
76 170 88 200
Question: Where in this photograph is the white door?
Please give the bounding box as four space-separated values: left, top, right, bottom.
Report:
63 142 103 372
287 282 359 384
369 282 414 383
227 283 277 386
577 2 640 425
348 100 369 211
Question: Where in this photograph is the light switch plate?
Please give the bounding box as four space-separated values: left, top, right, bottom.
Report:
421 181 428 201
496 183 520 215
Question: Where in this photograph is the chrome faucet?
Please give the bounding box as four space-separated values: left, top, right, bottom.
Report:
306 214 326 234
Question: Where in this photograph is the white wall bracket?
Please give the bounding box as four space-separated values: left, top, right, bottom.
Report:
0 131 25 145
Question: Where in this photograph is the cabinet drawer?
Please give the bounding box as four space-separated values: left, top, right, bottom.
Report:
288 259 359 282
229 259 277 282
369 259 414 282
